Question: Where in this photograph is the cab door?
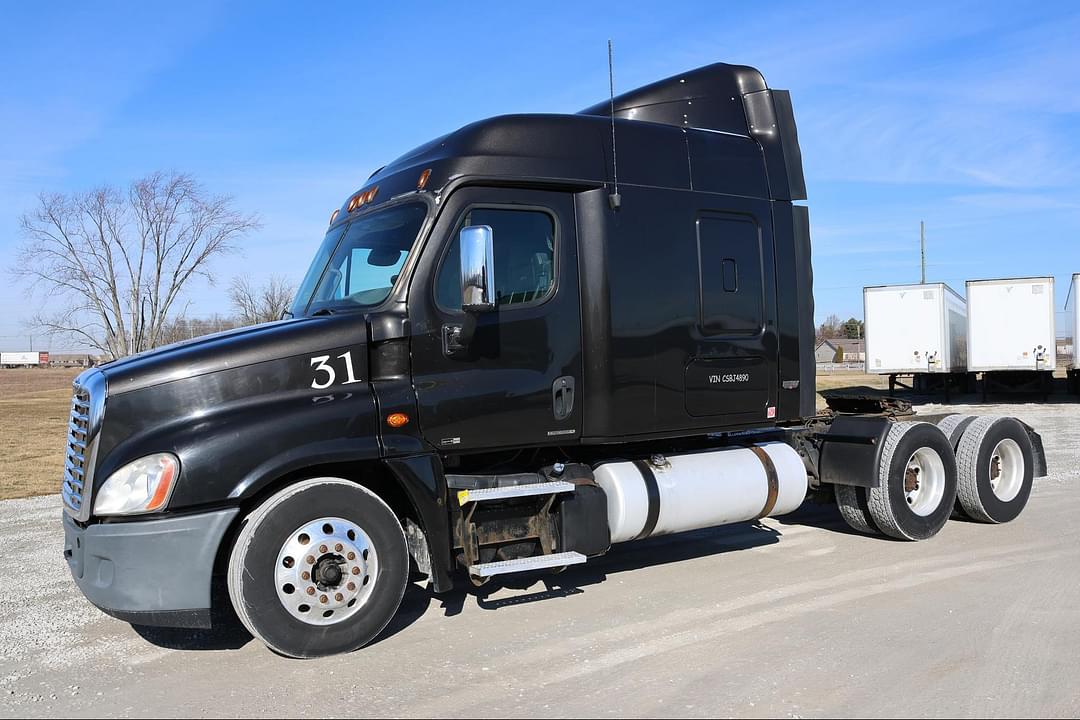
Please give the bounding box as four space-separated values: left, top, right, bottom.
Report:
409 188 582 452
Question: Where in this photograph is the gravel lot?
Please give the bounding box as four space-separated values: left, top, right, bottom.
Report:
1 400 1077 718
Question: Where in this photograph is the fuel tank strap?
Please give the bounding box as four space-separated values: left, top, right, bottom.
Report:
749 446 780 518
631 460 661 540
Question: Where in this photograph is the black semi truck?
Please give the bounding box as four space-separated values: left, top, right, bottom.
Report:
61 62 1046 658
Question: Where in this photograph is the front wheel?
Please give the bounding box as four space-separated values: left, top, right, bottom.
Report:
227 478 409 658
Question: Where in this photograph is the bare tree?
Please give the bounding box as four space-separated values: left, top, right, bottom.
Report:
15 172 259 358
229 275 295 326
157 313 242 346
816 314 844 343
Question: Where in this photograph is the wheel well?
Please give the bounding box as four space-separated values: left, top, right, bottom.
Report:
211 461 422 577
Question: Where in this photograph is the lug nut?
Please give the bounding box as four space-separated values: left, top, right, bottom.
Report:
335 543 343 552
320 594 328 604
301 571 310 581
351 566 360 575
306 587 316 596
347 551 356 560
347 582 356 591
319 544 328 553
335 593 344 602
306 555 315 565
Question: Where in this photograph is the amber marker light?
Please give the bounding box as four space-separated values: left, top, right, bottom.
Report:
366 186 379 203
417 168 431 190
328 209 339 226
386 412 409 428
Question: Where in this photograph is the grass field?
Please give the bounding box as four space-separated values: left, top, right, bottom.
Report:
0 368 81 501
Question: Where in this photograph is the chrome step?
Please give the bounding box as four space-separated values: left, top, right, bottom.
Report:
456 480 575 505
469 551 587 578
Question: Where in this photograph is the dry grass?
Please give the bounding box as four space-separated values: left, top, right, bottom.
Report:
0 368 81 500
814 370 890 409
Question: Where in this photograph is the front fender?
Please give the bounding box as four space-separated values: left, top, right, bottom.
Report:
94 352 378 510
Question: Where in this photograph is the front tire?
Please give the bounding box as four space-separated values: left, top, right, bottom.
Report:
954 416 1034 524
867 422 958 540
227 478 409 658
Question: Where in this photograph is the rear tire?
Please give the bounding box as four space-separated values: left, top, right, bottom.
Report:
867 422 958 540
836 484 879 535
936 414 976 520
954 416 1034 524
937 414 975 448
227 478 409 658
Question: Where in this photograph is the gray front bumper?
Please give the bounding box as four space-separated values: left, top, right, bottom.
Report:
63 508 239 628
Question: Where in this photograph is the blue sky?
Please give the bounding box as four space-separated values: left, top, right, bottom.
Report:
1 1 1078 350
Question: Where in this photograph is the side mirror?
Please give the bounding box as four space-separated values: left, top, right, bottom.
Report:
459 225 495 312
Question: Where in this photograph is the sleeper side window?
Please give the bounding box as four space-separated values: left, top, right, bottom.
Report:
697 215 764 336
436 208 556 310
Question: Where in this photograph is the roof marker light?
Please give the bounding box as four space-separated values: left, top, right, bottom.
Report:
329 209 339 226
417 169 431 190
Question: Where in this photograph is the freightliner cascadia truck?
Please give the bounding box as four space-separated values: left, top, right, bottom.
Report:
61 62 1047 658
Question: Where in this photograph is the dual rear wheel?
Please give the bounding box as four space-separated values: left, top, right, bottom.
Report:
836 416 1034 539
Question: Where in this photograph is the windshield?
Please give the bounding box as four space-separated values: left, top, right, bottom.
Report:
291 202 428 316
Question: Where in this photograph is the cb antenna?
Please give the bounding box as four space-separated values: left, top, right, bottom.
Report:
607 39 621 210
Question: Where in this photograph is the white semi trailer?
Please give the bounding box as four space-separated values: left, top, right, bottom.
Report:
863 283 969 397
0 351 44 368
1071 273 1079 394
967 277 1056 399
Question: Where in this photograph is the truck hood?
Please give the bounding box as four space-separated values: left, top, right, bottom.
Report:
102 315 367 395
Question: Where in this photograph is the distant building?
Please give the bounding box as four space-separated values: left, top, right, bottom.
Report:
815 338 866 364
48 353 104 368
1058 338 1073 367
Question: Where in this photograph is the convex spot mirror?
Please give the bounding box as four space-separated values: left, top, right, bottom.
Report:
459 225 495 312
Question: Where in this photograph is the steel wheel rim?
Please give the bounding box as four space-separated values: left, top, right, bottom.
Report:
904 447 946 517
274 516 377 626
989 438 1024 502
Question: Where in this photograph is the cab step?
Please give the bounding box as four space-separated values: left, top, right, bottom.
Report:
468 551 586 578
456 480 575 505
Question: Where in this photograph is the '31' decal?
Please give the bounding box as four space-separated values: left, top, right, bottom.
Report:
310 351 364 390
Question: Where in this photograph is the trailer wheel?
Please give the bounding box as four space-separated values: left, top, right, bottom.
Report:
867 422 958 540
836 485 879 535
954 416 1034 524
227 478 409 658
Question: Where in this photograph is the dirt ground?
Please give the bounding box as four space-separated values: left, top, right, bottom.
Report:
0 369 81 501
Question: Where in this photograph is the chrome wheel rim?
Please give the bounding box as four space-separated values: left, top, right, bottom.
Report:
903 447 946 517
275 517 377 626
989 438 1024 502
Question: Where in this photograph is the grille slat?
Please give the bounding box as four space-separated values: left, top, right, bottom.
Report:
62 384 94 518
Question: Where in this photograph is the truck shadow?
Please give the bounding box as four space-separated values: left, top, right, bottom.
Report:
130 504 867 652
129 579 253 651
409 501 862 629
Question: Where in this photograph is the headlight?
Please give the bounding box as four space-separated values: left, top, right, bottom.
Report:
93 453 179 516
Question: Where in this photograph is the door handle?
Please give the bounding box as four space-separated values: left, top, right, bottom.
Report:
552 375 575 420
442 324 465 356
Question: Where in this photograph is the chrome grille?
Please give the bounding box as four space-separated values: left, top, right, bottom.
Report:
61 370 105 520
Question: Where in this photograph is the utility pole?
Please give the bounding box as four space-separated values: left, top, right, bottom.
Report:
920 220 926 284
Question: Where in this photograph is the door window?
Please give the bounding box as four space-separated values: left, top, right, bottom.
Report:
436 208 555 310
